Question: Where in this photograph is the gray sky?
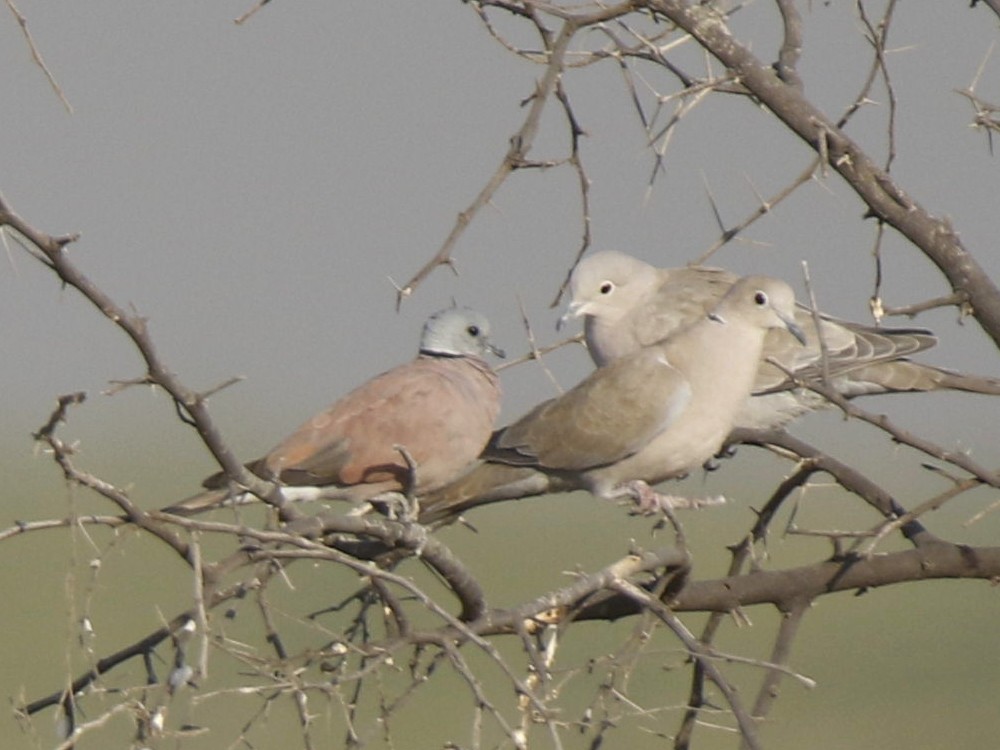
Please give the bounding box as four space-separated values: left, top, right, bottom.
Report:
3 2 998 491
3 2 1000 747
2 4 998 412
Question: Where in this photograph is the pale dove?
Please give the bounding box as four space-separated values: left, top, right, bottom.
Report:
476 275 805 512
561 250 1000 429
165 307 504 515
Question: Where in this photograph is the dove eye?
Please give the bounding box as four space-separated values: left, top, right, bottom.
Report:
599 281 614 295
753 291 768 306
466 325 481 337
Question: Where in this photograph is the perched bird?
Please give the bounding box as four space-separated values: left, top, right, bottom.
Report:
164 307 504 515
561 250 1000 429
472 275 806 512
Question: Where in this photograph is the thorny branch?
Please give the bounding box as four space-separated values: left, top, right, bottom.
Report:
0 195 300 528
644 0 1000 347
395 15 580 307
395 2 637 307
8 129 1000 746
8 1 1000 747
406 1 1000 343
4 0 72 112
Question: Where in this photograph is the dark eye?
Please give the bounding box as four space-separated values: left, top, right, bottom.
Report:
467 325 480 337
754 291 768 306
600 281 614 295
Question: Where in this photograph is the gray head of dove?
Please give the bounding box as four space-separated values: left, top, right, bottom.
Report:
420 307 506 359
559 250 659 329
709 276 807 345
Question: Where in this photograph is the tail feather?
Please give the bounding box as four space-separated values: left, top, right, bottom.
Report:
417 462 561 526
160 463 564 524
842 361 1000 397
159 488 241 516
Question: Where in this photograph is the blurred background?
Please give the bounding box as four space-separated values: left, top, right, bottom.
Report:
2 2 999 747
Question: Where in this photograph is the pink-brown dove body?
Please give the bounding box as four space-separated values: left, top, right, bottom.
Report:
166 307 503 514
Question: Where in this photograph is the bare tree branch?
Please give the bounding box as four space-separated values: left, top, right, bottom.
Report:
646 0 1000 348
4 0 72 113
8 4 1000 746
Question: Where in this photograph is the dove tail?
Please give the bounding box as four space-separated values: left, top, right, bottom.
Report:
418 462 558 526
160 488 234 516
845 361 1000 396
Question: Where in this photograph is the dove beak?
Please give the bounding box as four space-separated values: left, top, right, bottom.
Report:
781 313 807 346
486 340 506 359
556 300 587 331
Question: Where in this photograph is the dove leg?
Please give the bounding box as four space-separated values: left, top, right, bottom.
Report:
613 480 727 515
352 491 421 523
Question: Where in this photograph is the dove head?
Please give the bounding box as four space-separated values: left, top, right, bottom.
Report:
559 250 660 329
711 276 806 345
420 307 506 359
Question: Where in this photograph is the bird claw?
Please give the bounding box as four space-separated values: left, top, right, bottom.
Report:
621 480 726 515
368 491 421 524
718 443 739 459
703 444 738 472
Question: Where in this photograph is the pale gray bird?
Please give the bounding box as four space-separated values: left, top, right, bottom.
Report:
165 307 504 515
479 275 806 511
561 250 1000 429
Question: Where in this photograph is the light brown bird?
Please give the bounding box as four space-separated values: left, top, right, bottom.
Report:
560 250 1000 429
165 307 504 515
475 275 805 512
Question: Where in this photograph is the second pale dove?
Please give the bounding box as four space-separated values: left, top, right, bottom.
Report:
165 307 504 515
480 275 806 511
562 250 1000 429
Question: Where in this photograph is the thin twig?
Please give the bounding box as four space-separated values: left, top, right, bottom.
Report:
4 0 73 113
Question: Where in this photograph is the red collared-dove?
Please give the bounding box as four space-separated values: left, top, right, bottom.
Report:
476 275 805 512
561 250 1000 429
165 307 504 515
